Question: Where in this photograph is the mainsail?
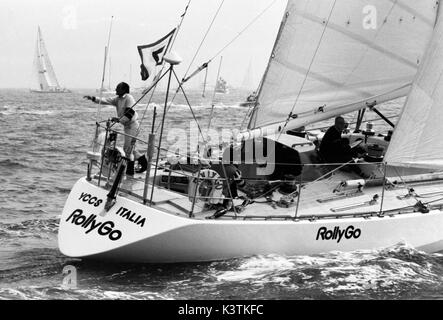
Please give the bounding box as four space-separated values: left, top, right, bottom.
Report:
248 0 439 134
385 11 443 169
32 26 64 92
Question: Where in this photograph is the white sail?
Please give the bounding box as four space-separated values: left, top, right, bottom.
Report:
385 12 443 169
248 0 439 132
32 26 66 92
32 38 47 91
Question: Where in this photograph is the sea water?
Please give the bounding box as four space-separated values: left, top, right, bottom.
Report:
1 88 442 300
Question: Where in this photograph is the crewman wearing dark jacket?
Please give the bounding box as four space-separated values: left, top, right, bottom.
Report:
319 116 352 164
319 116 368 177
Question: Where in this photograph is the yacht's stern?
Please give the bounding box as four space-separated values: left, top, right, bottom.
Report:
58 177 190 259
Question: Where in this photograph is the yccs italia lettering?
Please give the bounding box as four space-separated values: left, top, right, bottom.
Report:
115 206 146 228
66 209 122 241
78 192 103 207
316 226 361 243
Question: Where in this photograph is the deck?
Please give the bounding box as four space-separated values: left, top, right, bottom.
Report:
101 168 443 222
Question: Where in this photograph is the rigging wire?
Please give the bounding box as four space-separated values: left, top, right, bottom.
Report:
181 0 225 82
135 0 193 133
278 0 338 140
153 0 227 135
108 1 193 134
97 0 194 180
202 66 209 97
155 0 278 135
208 0 278 63
240 76 263 131
240 105 255 131
172 69 206 141
182 0 278 86
206 56 224 137
170 0 192 49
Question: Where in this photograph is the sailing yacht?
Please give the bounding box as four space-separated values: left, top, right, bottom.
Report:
31 26 70 93
215 77 229 94
58 0 443 263
96 57 115 94
239 60 258 107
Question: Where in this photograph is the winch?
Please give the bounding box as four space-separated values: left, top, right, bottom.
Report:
364 144 385 163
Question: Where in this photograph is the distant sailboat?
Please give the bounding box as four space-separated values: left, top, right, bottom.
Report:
31 26 70 93
215 77 229 94
239 60 258 107
97 57 114 94
213 57 229 94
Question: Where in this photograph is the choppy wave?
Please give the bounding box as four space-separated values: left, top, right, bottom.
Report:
0 105 56 116
0 242 443 300
0 287 171 300
0 159 28 170
2 89 443 300
0 218 59 240
205 244 443 299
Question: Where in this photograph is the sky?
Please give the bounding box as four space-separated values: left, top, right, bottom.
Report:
0 0 287 89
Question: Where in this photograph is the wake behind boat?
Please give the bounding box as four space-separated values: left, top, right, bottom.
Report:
59 0 443 263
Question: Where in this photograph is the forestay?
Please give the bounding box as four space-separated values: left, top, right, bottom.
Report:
248 0 439 132
385 11 443 170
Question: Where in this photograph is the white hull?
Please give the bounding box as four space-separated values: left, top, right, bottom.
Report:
58 178 443 263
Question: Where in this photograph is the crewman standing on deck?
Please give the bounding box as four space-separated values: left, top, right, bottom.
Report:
84 82 148 175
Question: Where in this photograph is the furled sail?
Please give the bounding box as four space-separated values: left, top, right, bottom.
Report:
248 0 439 134
384 12 443 169
32 26 61 91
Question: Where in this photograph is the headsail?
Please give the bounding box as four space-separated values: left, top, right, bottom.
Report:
248 0 439 133
384 11 443 169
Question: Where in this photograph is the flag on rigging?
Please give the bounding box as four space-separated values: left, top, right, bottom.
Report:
137 29 176 82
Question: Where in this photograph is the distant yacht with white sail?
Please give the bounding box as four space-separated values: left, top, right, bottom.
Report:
31 26 70 93
215 77 229 94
